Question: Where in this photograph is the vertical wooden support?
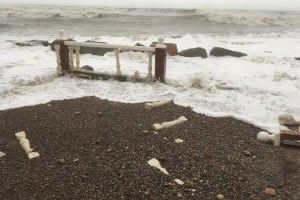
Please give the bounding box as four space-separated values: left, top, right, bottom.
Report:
54 45 62 74
54 40 70 73
115 49 121 76
154 47 167 83
147 52 153 82
68 46 74 70
75 46 80 69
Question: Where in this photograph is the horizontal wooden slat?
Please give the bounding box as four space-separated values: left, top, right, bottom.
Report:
64 41 155 52
71 69 147 82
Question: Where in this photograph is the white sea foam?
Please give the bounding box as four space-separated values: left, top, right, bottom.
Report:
0 32 299 134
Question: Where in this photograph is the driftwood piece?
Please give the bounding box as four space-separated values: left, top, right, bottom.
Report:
153 116 187 131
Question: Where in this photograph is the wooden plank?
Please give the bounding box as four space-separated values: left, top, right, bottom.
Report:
281 130 300 141
70 69 146 82
64 41 155 52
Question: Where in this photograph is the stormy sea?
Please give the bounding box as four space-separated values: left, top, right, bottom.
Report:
0 4 300 132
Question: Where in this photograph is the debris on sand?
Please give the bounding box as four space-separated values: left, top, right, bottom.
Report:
174 179 184 185
145 99 173 110
153 116 187 131
147 158 169 175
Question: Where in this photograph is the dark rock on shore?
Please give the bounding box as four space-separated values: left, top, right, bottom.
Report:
179 47 207 58
15 40 49 47
135 43 145 47
81 65 94 71
210 47 247 57
150 42 178 56
0 97 299 199
295 57 300 61
80 40 114 56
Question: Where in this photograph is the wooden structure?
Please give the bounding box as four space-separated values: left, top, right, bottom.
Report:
54 35 167 83
280 130 300 147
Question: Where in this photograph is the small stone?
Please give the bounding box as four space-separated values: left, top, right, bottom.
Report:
75 111 82 115
163 137 168 140
97 112 103 116
264 187 276 196
73 159 79 162
175 139 184 144
177 192 183 198
0 151 6 158
243 150 251 156
217 194 225 199
142 130 149 134
152 131 158 135
138 123 142 127
57 158 65 164
107 148 112 152
174 179 184 185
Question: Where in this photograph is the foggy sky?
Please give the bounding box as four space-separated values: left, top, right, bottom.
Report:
1 0 300 10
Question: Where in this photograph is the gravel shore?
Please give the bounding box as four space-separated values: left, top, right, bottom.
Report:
0 96 299 199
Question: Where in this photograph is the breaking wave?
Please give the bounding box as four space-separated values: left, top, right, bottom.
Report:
1 5 300 26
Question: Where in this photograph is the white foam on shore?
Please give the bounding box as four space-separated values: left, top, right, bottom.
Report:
0 33 300 134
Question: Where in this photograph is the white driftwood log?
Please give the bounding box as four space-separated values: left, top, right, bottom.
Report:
15 131 40 159
174 179 184 185
147 158 169 175
145 99 173 110
153 116 188 131
278 114 300 125
257 131 281 146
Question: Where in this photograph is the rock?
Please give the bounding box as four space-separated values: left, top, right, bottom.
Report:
97 112 103 116
278 114 300 125
75 111 82 115
150 42 178 56
217 194 225 199
179 47 207 58
142 130 149 134
80 40 114 56
0 151 5 158
174 179 184 185
81 65 94 71
295 57 300 61
175 139 184 143
210 47 247 57
177 192 183 198
15 40 49 47
243 150 251 157
134 43 145 46
57 158 65 164
264 187 276 196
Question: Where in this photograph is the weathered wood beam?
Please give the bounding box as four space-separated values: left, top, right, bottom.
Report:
64 41 155 52
70 69 146 82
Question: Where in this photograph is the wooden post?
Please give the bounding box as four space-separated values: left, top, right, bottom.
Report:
58 40 70 72
155 46 167 83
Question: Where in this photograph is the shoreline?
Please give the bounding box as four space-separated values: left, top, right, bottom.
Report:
0 96 299 199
